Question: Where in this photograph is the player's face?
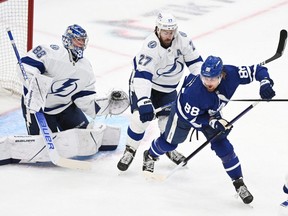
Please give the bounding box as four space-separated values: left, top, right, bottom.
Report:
159 30 175 47
201 75 222 92
72 37 86 49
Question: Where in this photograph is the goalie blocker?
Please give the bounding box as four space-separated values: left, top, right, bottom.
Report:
0 124 120 165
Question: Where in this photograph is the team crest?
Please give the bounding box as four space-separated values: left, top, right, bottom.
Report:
51 78 79 97
50 44 59 50
148 41 157 48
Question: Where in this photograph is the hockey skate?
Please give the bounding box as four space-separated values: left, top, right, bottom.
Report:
233 178 254 204
166 150 186 165
143 150 158 173
117 146 136 171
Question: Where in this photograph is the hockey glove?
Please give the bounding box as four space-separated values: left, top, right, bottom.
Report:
137 97 155 123
260 78 275 100
93 90 129 116
109 90 129 115
25 73 52 112
209 118 233 135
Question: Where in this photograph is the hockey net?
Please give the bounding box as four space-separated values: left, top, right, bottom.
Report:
0 0 34 96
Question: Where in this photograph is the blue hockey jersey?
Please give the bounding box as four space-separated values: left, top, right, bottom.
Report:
176 64 272 128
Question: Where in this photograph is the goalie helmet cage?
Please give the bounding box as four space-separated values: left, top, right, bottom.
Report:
0 0 34 96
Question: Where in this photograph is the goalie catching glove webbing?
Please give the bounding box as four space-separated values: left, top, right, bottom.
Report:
95 89 129 116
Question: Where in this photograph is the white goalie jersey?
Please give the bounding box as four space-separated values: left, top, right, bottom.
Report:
18 44 99 117
130 31 203 99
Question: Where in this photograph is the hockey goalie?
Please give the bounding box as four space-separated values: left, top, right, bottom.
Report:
0 24 129 165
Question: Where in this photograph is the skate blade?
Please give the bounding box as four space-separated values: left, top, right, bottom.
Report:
234 194 254 208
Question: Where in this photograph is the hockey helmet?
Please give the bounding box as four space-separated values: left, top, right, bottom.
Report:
62 24 88 60
156 12 178 31
201 55 223 78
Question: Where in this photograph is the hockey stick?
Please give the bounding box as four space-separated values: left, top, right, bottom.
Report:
163 101 260 180
230 99 288 102
259 29 287 65
228 30 287 103
162 29 287 180
154 102 174 114
7 28 92 170
155 29 287 110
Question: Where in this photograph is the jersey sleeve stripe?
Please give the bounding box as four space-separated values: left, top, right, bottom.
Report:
22 56 46 74
185 56 203 67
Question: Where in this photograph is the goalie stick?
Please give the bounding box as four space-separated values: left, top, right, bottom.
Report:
161 29 287 180
7 28 92 170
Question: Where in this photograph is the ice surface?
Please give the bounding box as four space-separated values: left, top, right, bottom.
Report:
0 0 288 215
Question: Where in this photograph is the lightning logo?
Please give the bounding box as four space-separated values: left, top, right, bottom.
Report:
51 78 79 97
156 57 184 77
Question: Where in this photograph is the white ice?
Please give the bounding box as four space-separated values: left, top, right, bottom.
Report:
1 0 288 215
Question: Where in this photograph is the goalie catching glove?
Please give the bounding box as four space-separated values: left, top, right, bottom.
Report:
95 89 129 116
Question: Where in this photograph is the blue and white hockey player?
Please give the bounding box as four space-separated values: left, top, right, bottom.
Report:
142 55 276 204
18 24 128 135
117 11 203 171
0 24 129 165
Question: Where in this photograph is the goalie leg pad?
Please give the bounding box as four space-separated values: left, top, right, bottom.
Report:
0 125 120 164
99 125 121 151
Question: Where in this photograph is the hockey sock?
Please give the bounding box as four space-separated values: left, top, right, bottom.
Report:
149 134 177 157
221 152 243 180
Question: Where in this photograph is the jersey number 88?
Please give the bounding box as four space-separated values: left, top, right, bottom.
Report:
184 102 199 116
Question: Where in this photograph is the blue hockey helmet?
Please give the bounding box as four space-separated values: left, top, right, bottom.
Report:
201 55 223 78
62 24 88 60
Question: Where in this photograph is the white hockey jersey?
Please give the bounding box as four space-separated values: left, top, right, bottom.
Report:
18 44 98 117
130 31 203 99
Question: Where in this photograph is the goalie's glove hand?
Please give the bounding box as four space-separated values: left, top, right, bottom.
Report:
209 118 233 134
137 97 155 123
108 90 129 115
111 90 125 100
260 78 275 100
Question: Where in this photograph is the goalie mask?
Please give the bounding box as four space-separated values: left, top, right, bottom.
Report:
62 24 88 61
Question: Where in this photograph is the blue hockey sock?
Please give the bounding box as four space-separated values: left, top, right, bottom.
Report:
221 152 243 180
149 134 177 157
127 127 145 141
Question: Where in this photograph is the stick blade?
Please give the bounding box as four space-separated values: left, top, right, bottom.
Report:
259 29 287 65
57 157 92 170
277 29 288 55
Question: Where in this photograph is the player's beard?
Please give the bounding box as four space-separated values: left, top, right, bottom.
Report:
160 37 173 48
